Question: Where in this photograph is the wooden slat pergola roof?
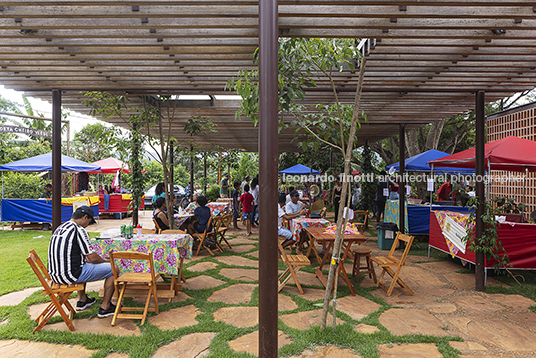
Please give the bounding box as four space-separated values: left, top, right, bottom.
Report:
1 1 535 152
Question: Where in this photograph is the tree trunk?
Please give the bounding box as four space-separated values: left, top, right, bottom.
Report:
405 128 420 158
425 119 445 151
320 57 367 330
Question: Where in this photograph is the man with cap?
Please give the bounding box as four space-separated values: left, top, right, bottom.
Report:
40 183 53 199
47 206 116 318
285 190 308 217
278 193 307 247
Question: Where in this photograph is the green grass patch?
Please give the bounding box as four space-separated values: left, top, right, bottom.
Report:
1 230 534 357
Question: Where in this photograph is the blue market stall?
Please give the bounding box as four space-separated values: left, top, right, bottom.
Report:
0 153 101 227
384 149 474 235
279 164 321 175
386 149 474 174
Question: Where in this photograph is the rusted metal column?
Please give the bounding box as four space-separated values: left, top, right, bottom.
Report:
399 124 406 234
169 141 174 189
203 152 207 195
52 89 62 231
190 145 194 201
258 0 278 357
475 91 485 291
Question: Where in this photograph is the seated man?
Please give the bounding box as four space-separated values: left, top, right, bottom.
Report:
41 183 53 199
285 190 308 217
278 193 306 248
47 206 116 318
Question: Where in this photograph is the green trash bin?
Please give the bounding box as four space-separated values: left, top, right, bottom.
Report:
376 222 398 250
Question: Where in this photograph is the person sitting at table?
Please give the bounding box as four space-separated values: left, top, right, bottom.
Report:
193 195 212 233
184 193 199 214
41 183 53 198
278 193 307 248
153 197 169 231
47 206 117 318
286 190 308 218
97 185 107 195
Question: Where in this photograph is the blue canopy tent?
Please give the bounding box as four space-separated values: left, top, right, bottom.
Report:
386 149 474 173
279 164 321 175
0 153 101 225
384 149 474 236
0 152 100 172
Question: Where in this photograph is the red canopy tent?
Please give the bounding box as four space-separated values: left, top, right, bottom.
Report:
428 136 536 172
88 157 131 174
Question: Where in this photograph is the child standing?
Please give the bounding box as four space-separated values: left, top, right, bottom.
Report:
232 181 241 230
240 184 254 235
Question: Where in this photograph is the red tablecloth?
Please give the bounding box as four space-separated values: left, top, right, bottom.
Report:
429 211 536 269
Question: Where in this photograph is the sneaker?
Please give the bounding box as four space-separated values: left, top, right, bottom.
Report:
76 297 96 311
97 303 117 318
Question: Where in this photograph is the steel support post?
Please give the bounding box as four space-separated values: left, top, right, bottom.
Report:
475 91 486 291
399 124 406 234
52 89 62 231
258 0 278 356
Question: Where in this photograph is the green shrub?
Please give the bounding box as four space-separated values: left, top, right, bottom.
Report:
2 172 45 198
205 184 220 202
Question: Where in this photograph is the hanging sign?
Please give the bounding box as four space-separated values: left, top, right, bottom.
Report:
0 125 51 138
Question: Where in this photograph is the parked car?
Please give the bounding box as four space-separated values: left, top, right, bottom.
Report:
144 184 189 209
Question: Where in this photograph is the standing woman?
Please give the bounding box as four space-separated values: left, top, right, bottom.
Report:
250 176 259 227
331 178 342 223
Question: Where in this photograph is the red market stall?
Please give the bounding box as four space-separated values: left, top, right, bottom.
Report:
88 158 143 218
429 210 536 279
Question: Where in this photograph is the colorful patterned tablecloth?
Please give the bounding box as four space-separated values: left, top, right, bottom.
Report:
207 202 231 216
173 214 193 229
91 234 193 275
433 210 473 257
384 200 409 232
290 217 330 241
216 198 233 203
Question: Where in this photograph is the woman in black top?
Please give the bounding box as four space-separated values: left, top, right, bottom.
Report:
332 178 342 223
153 197 169 231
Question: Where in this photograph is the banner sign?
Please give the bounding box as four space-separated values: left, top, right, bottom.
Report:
0 125 51 138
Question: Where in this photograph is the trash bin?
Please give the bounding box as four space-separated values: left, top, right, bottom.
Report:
376 222 399 250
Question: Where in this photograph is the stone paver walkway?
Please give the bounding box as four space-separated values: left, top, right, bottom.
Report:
1 223 535 357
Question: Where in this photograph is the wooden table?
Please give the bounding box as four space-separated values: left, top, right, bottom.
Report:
91 233 193 300
305 227 366 296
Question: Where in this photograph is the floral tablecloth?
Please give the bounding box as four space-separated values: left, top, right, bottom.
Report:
207 202 231 216
91 234 193 275
290 217 330 241
216 198 233 203
173 214 193 229
384 200 409 232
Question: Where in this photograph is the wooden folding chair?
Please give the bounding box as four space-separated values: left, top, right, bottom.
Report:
109 251 160 326
26 249 85 333
153 219 162 234
215 213 233 250
320 206 327 219
277 238 310 294
309 199 325 215
191 216 219 256
370 232 415 296
160 229 186 234
352 210 368 234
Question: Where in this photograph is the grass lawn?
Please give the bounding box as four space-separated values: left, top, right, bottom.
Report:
0 229 535 357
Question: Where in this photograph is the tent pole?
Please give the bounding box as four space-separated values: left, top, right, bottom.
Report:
522 167 526 220
52 89 62 231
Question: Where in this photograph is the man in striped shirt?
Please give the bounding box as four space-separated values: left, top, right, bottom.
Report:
47 206 116 318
